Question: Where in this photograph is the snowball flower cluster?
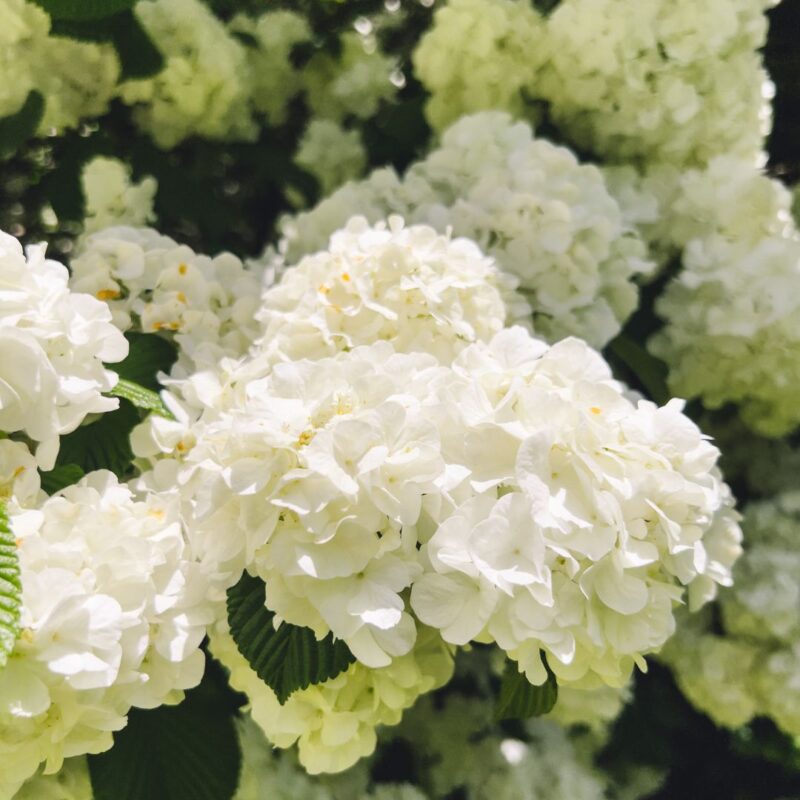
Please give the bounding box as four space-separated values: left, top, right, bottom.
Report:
0 230 127 468
295 120 367 196
0 472 211 797
662 492 800 739
211 624 454 775
119 0 257 148
280 113 654 347
649 159 800 436
80 157 157 236
412 0 545 132
257 216 529 366
0 0 119 134
68 226 269 376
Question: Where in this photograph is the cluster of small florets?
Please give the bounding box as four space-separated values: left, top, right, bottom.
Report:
125 216 739 772
661 492 800 739
295 120 368 196
648 158 800 437
0 472 211 797
0 231 127 468
0 0 119 134
68 226 271 375
414 0 775 167
280 112 654 348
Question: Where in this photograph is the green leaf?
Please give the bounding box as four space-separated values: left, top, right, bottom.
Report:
0 503 22 670
56 400 139 477
495 656 558 721
115 333 177 391
606 333 670 406
227 572 355 704
0 91 44 159
32 0 136 20
88 670 242 800
109 379 174 420
49 10 165 80
40 463 85 495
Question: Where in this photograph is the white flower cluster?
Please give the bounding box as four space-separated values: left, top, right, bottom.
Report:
412 0 545 132
80 157 157 237
281 112 654 347
414 0 776 167
68 227 270 376
12 757 91 800
0 229 127 469
295 120 368 196
119 0 257 149
0 0 119 133
662 492 800 738
129 217 737 775
211 624 454 775
648 158 800 436
0 472 211 797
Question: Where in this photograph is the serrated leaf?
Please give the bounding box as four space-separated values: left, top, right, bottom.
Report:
495 656 558 721
115 333 177 391
88 670 241 800
0 503 22 670
33 0 135 20
110 378 174 420
40 463 85 494
0 91 44 159
227 572 355 704
56 400 138 477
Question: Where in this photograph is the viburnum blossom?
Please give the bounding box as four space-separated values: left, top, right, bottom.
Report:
278 113 654 347
0 472 212 796
68 226 270 375
211 623 454 775
0 229 128 468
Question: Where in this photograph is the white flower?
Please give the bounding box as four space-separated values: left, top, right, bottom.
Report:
0 229 128 468
412 327 740 688
80 157 157 237
0 472 212 794
69 226 270 376
258 216 529 366
211 623 454 775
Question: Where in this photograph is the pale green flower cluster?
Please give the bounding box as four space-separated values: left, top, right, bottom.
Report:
0 0 119 133
295 120 368 196
414 0 775 167
662 492 800 738
647 158 800 437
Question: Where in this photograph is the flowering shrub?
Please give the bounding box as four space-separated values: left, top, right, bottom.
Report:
1 1 799 799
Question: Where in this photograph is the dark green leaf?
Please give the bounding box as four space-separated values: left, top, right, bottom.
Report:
109 378 174 420
40 463 85 494
88 670 242 800
56 400 139 477
495 655 558 721
0 502 22 670
0 92 44 159
33 0 136 20
607 333 671 405
227 572 355 704
115 333 177 391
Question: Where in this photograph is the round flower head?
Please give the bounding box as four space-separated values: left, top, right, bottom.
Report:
0 472 212 794
211 623 454 775
257 216 529 366
295 120 367 196
69 226 271 376
411 326 741 688
661 492 800 738
0 229 128 468
119 0 257 148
